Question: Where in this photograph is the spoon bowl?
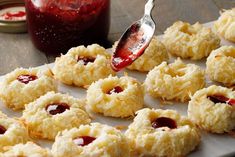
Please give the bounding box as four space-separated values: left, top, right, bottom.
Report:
111 0 155 71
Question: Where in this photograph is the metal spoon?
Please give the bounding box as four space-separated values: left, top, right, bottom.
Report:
111 0 155 71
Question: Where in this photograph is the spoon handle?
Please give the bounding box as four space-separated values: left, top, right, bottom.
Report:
144 0 155 16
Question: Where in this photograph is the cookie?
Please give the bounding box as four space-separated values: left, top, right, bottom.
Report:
53 44 115 88
163 21 220 60
214 8 235 42
0 68 57 110
0 113 30 152
87 75 144 118
206 46 235 86
52 123 130 157
1 142 52 157
125 108 200 157
22 92 91 140
145 58 205 102
188 85 235 133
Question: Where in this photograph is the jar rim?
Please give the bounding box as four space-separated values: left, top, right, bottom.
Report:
0 0 27 33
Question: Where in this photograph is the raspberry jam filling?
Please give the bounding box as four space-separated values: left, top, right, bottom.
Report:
46 103 70 115
73 136 96 146
152 117 177 129
17 74 38 84
107 86 123 94
0 125 6 135
77 56 95 65
207 95 235 106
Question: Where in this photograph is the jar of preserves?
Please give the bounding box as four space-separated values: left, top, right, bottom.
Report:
25 0 110 54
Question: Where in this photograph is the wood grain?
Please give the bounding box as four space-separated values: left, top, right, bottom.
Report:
213 0 235 10
108 1 132 43
0 33 47 75
117 0 220 33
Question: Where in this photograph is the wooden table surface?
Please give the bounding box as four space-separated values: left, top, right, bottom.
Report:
0 0 234 75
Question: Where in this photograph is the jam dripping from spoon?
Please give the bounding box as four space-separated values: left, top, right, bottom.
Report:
207 95 235 106
111 0 155 71
111 24 148 71
46 103 70 115
17 74 38 84
152 117 177 129
73 136 96 146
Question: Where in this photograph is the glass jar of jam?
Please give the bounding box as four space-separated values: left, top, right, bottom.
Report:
25 0 110 54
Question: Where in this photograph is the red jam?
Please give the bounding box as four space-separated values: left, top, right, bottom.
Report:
111 24 148 71
208 95 235 106
152 117 177 129
73 136 96 146
0 11 26 20
107 86 123 94
17 74 38 84
0 125 6 135
77 56 95 65
25 0 110 54
46 103 70 115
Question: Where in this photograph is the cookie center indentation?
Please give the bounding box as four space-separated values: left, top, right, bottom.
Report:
73 136 96 146
0 125 6 135
17 74 38 84
207 95 235 106
77 56 95 65
107 86 123 94
46 103 70 115
152 117 177 129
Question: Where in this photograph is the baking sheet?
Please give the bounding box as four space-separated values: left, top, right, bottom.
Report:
0 21 235 157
